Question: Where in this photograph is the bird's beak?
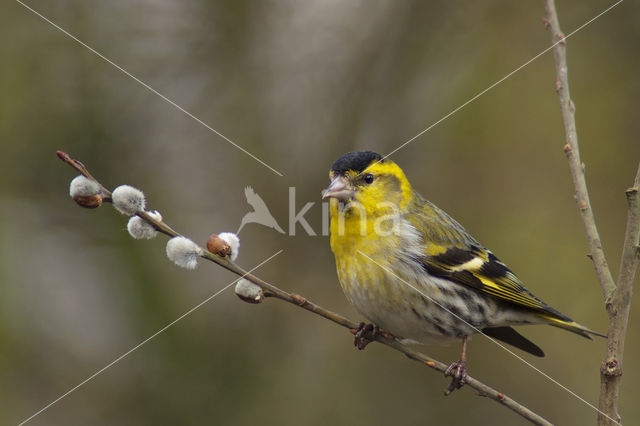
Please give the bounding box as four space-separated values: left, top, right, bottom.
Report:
322 175 354 202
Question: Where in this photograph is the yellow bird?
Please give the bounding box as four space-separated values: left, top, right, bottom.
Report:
323 151 604 393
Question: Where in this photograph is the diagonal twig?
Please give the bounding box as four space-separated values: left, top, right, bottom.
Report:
56 150 552 426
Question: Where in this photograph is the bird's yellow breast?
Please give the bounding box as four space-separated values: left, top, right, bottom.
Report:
328 198 403 257
329 198 406 307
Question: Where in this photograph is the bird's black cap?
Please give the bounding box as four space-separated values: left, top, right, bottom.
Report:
331 151 382 174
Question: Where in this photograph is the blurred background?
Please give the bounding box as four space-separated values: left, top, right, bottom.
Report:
1 0 639 425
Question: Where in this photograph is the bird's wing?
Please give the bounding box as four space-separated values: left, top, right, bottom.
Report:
244 186 269 211
421 244 567 318
244 186 256 204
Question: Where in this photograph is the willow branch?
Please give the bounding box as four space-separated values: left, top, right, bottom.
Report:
57 150 551 426
544 2 639 425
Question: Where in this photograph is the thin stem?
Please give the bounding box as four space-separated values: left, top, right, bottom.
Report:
543 1 616 299
57 150 552 425
544 2 639 425
598 162 640 425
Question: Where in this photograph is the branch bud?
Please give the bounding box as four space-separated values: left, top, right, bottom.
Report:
206 234 231 258
234 278 264 304
554 80 562 93
218 232 240 262
166 236 202 269
127 211 162 239
112 185 146 215
69 175 103 208
557 32 566 45
541 16 551 29
73 194 103 209
600 358 622 377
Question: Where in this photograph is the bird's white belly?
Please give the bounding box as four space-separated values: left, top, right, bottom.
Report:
336 255 541 345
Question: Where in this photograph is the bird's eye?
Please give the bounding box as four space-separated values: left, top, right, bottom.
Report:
363 174 374 184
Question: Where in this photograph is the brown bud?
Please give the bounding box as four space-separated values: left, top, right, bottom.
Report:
206 233 231 257
235 291 264 304
379 330 393 339
563 143 572 154
291 293 307 306
56 150 70 161
557 32 566 45
541 17 550 29
73 194 103 209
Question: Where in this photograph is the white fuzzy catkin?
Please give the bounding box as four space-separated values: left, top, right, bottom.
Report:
166 236 202 269
69 175 101 197
112 185 146 215
127 211 162 239
234 278 264 303
218 232 240 261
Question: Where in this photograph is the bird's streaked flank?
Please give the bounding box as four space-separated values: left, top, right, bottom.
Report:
324 151 604 394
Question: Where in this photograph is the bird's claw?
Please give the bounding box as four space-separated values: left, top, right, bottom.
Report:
444 360 467 395
354 322 378 350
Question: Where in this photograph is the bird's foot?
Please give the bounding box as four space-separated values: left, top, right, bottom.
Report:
353 322 378 350
443 360 467 395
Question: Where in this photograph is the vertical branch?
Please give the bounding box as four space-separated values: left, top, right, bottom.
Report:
599 164 640 425
544 0 615 299
544 2 640 425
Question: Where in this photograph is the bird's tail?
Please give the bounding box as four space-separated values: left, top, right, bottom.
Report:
541 314 606 340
